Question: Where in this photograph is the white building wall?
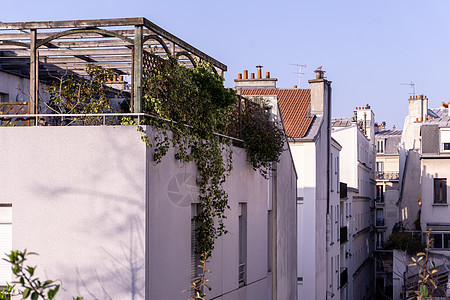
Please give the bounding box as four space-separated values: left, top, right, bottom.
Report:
332 123 376 300
292 141 317 300
0 125 297 300
332 127 358 189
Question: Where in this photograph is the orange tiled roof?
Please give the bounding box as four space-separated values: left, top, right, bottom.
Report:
240 89 313 138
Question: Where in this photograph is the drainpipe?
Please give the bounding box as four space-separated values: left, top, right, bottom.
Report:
326 83 331 214
272 165 278 300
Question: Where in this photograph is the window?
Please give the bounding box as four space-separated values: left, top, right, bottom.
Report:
377 140 385 154
238 203 247 286
0 93 9 103
376 162 384 173
191 204 202 283
434 178 447 204
336 205 339 241
376 232 383 249
330 205 334 244
330 257 334 291
0 205 12 286
376 185 384 202
444 143 450 151
331 153 334 192
376 209 384 226
431 232 450 249
336 156 340 193
336 255 339 289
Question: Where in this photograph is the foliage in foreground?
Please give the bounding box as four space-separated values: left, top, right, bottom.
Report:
408 230 438 299
0 250 82 300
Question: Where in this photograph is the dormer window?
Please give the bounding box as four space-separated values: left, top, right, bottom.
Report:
377 140 385 154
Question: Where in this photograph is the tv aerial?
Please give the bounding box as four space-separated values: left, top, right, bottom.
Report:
290 63 306 87
400 81 415 96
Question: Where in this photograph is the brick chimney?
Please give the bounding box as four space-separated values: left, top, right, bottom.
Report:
234 66 277 89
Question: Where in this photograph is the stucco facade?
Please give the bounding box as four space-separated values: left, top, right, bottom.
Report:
0 125 297 300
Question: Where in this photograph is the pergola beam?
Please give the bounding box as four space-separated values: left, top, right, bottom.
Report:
0 17 147 30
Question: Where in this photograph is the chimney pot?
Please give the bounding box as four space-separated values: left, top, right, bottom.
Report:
119 75 123 82
416 118 419 122
113 74 118 82
244 70 248 79
266 72 270 78
294 85 297 89
257 69 262 79
251 73 255 79
238 73 242 80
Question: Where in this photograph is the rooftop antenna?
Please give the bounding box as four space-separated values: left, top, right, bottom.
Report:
290 63 306 87
400 81 415 96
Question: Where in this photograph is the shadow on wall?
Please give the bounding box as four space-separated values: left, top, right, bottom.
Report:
23 128 147 299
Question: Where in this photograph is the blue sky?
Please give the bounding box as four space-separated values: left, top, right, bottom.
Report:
1 1 449 129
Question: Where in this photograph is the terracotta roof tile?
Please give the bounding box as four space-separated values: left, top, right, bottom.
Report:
240 89 312 138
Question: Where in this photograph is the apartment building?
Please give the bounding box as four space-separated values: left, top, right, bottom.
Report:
331 104 376 300
237 67 339 299
419 104 450 252
374 127 402 248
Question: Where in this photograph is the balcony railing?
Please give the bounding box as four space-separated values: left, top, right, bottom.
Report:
376 171 399 181
340 267 348 288
340 182 347 199
340 226 348 243
376 218 385 226
376 241 384 250
238 263 246 286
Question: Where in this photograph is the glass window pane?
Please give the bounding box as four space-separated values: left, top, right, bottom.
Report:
444 234 450 249
432 233 442 249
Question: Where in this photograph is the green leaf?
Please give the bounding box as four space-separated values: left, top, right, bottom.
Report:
420 284 429 297
31 291 39 300
42 280 53 287
22 287 30 298
48 285 59 299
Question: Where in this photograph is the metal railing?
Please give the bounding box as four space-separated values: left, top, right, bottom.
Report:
0 112 245 143
375 195 384 203
238 263 246 286
376 218 385 226
376 171 399 181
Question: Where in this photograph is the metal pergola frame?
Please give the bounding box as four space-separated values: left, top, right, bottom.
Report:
0 17 227 115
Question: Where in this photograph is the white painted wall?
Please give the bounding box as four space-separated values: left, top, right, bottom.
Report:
292 141 317 300
421 157 450 232
332 122 376 300
0 125 297 300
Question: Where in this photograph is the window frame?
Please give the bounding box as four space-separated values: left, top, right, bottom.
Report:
434 178 447 204
377 139 385 154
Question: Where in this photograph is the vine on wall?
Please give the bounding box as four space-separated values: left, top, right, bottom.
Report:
141 57 236 256
137 55 286 257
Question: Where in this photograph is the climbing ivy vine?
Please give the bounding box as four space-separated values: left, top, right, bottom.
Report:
141 57 236 256
136 55 286 258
